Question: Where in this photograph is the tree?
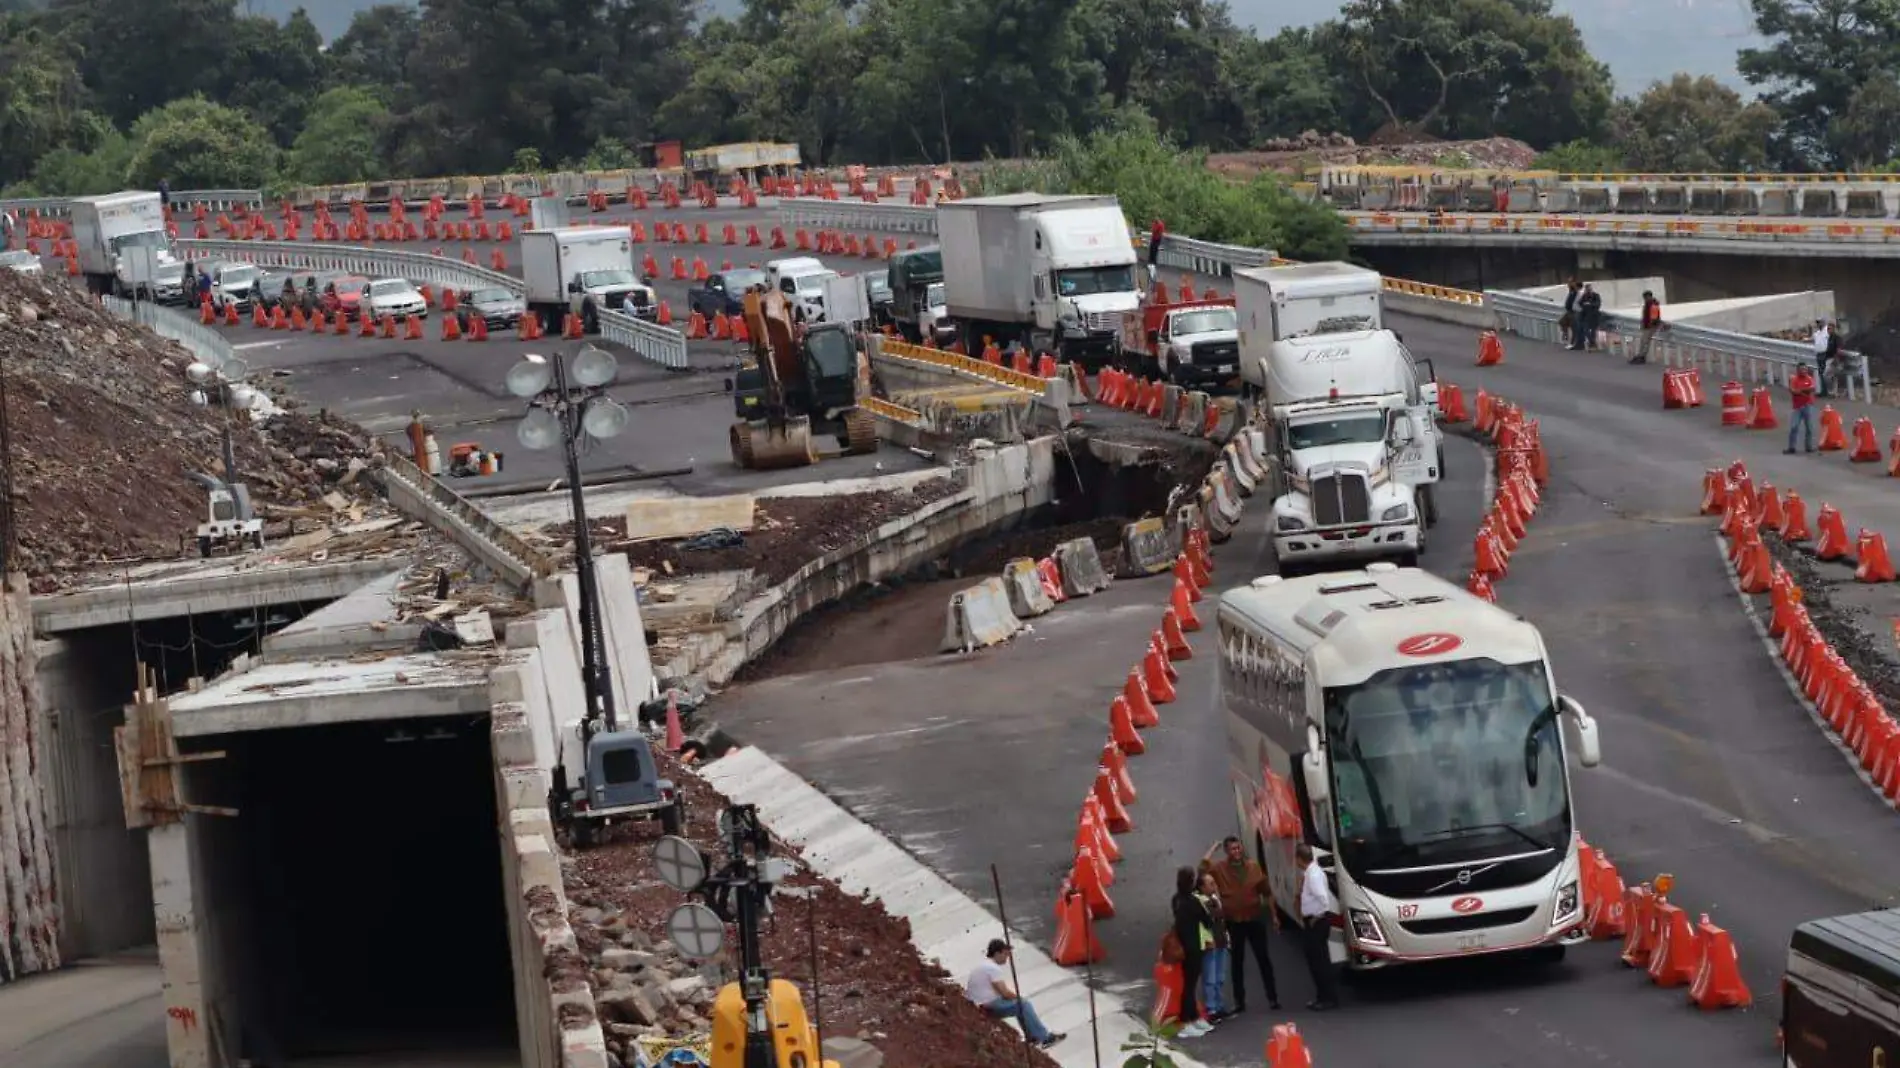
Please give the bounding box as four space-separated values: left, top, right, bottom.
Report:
283 86 389 185
214 7 326 145
1833 74 1900 170
0 23 94 187
47 0 239 128
1738 0 1900 167
124 97 279 190
1609 75 1780 173
1531 139 1624 173
326 4 422 93
1327 0 1612 148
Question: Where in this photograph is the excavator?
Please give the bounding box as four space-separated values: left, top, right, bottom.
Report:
728 287 878 470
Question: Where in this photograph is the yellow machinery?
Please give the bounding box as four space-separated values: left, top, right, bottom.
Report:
709 979 840 1068
727 289 877 470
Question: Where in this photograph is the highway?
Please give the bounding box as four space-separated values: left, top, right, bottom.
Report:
28 196 1900 1067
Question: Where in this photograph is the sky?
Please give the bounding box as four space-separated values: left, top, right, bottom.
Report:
261 0 1763 94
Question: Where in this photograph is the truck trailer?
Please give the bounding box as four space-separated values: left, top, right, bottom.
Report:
938 193 1141 365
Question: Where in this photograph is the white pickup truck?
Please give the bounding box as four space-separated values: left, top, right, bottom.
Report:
1113 298 1241 386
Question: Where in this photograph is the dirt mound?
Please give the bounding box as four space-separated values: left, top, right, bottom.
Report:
1206 135 1541 179
0 269 382 587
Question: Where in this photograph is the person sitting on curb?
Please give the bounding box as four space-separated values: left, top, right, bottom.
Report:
1786 364 1818 455
965 939 1064 1049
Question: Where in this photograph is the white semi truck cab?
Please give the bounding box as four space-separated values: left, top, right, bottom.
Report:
520 227 657 333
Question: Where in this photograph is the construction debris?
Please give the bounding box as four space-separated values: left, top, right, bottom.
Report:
0 269 391 589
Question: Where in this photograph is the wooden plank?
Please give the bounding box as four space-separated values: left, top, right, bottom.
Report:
623 494 756 542
113 724 152 830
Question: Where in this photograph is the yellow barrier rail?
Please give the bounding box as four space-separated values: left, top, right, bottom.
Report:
877 339 1051 393
1266 255 1483 304
1559 172 1900 185
860 396 927 424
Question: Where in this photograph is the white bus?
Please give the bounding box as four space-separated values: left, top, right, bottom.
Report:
1218 562 1602 969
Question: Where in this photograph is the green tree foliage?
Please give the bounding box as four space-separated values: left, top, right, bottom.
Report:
1608 75 1779 173
1739 0 1898 167
284 86 389 185
983 109 1351 261
0 20 97 187
1530 140 1625 174
125 97 280 190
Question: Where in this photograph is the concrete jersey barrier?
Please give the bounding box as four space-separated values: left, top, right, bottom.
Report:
1203 396 1243 443
1055 537 1112 597
1173 391 1209 435
1222 443 1257 497
1001 558 1056 618
1118 516 1178 578
941 577 1023 653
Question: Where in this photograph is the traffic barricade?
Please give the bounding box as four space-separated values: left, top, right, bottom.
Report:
1055 537 1112 597
1118 517 1178 578
1001 558 1056 618
940 577 1023 653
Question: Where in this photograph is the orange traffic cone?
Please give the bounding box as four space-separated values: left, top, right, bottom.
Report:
1080 797 1122 862
1142 646 1177 704
1688 914 1753 1009
405 315 424 340
664 697 685 752
1071 846 1115 919
468 317 489 341
1699 469 1728 515
1101 743 1137 805
1170 579 1202 631
1124 669 1159 729
1748 386 1778 429
1815 505 1851 560
1476 330 1504 366
1756 484 1784 531
1818 406 1847 451
1109 697 1146 756
1647 902 1702 987
1620 883 1657 968
1051 887 1106 966
441 315 461 340
1266 1023 1314 1068
1584 850 1627 940
1855 530 1896 582
1161 609 1193 660
1172 554 1203 601
1851 417 1882 461
1093 768 1132 833
1780 490 1812 541
1150 632 1179 683
686 311 707 340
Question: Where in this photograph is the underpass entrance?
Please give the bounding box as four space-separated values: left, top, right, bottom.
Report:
183 715 516 1067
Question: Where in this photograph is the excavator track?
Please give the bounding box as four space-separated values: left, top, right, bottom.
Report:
840 407 879 455
729 422 755 469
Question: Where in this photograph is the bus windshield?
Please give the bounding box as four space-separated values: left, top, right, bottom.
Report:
1324 657 1569 875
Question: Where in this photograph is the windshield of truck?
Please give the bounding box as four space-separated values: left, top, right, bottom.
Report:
1287 414 1386 449
806 328 855 377
926 282 946 308
219 265 259 287
893 249 942 287
579 269 636 289
865 276 891 300
1324 658 1569 873
1056 265 1136 297
725 269 766 292
1173 308 1237 335
111 230 170 253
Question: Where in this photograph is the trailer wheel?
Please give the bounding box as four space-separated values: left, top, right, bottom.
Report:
198 536 212 559
251 530 266 549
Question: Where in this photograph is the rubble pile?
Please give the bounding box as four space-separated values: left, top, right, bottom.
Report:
1208 135 1541 178
0 269 389 584
563 750 1058 1068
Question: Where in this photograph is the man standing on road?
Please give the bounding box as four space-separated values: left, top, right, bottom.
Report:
965 939 1065 1049
1576 284 1602 352
1561 278 1582 350
1632 290 1663 364
1201 837 1280 1013
1296 843 1341 1012
1786 364 1818 454
1810 319 1832 396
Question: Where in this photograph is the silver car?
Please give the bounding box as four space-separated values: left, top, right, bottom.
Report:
0 249 42 276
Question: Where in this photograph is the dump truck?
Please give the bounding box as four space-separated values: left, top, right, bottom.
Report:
727 289 877 470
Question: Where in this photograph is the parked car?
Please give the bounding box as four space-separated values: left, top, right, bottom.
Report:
1 249 43 276
321 275 372 315
460 286 526 329
687 267 767 320
365 277 428 320
206 262 262 313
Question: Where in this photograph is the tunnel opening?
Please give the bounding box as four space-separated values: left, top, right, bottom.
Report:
185 715 516 1066
121 600 330 695
731 433 1218 684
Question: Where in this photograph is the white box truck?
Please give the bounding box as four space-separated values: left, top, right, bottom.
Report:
938 193 1140 366
69 191 178 297
520 227 657 333
1236 261 1385 393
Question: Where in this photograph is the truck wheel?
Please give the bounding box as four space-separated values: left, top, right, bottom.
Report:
198 536 212 559
661 800 684 837
1420 485 1438 529
572 820 596 850
1396 551 1421 568
251 530 266 549
583 303 598 334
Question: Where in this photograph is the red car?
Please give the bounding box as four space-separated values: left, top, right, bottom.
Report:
320 275 371 315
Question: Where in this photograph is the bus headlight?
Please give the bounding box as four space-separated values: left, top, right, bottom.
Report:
1348 908 1388 946
1551 880 1580 926
1276 515 1307 532
1379 503 1411 523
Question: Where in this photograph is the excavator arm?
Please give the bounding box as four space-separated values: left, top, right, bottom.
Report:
731 289 819 469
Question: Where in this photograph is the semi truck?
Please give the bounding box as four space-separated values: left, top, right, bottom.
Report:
520 227 657 334
1218 564 1601 970
69 191 179 297
1113 299 1240 386
1236 261 1386 396
938 193 1141 365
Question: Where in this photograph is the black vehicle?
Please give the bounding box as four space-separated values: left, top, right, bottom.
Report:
1783 909 1900 1067
460 286 527 329
865 273 893 326
689 267 767 319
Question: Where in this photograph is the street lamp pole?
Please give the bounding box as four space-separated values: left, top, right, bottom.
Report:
508 345 631 739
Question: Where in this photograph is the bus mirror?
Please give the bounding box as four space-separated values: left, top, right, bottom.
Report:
1301 750 1329 807
1560 695 1601 768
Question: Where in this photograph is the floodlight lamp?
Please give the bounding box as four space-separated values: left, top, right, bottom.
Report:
517 406 562 450
227 385 257 411
185 361 215 385
582 397 628 440
189 389 209 407
218 357 249 382
571 344 619 388
506 354 553 398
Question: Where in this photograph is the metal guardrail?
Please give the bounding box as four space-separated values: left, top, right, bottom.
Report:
1347 212 1900 248
1485 291 1873 400
776 198 938 235
177 238 518 295
377 452 552 589
597 307 688 370
98 294 236 369
2 189 265 220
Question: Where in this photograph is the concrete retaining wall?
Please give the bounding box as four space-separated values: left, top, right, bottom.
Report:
1 577 59 984
535 553 658 715
491 658 608 1068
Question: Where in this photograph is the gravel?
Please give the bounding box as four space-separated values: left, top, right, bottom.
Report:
561 749 1059 1068
1759 534 1900 711
0 270 385 589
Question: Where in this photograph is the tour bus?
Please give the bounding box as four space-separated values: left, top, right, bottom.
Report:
1218 563 1603 968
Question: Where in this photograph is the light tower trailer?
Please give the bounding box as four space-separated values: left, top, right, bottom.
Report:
1218 563 1602 971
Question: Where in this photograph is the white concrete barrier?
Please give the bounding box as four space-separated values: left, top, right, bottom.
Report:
1235 431 1270 486
1212 469 1245 527
1055 537 1112 597
1222 443 1256 497
1174 390 1208 435
1117 516 1177 578
1001 558 1055 618
941 577 1023 653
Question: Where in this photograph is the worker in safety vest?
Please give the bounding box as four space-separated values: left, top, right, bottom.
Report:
407 410 430 471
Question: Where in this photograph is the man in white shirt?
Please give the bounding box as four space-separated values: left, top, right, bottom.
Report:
1295 843 1341 1011
1811 320 1832 393
965 938 1064 1048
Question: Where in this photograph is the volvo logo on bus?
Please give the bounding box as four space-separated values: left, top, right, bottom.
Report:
1451 896 1484 914
1397 632 1463 657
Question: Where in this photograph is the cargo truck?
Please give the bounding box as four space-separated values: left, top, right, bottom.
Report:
938 193 1141 365
886 246 947 343
69 191 179 298
1235 261 1386 396
520 227 658 334
1113 299 1240 386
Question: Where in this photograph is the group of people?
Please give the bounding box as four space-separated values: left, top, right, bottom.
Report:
963 837 1343 1050
1561 278 1668 365
1785 318 1857 453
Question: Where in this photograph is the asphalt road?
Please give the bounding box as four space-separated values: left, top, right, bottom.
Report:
0 954 166 1068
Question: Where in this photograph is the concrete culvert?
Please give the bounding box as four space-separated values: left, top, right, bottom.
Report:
177 716 516 1065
